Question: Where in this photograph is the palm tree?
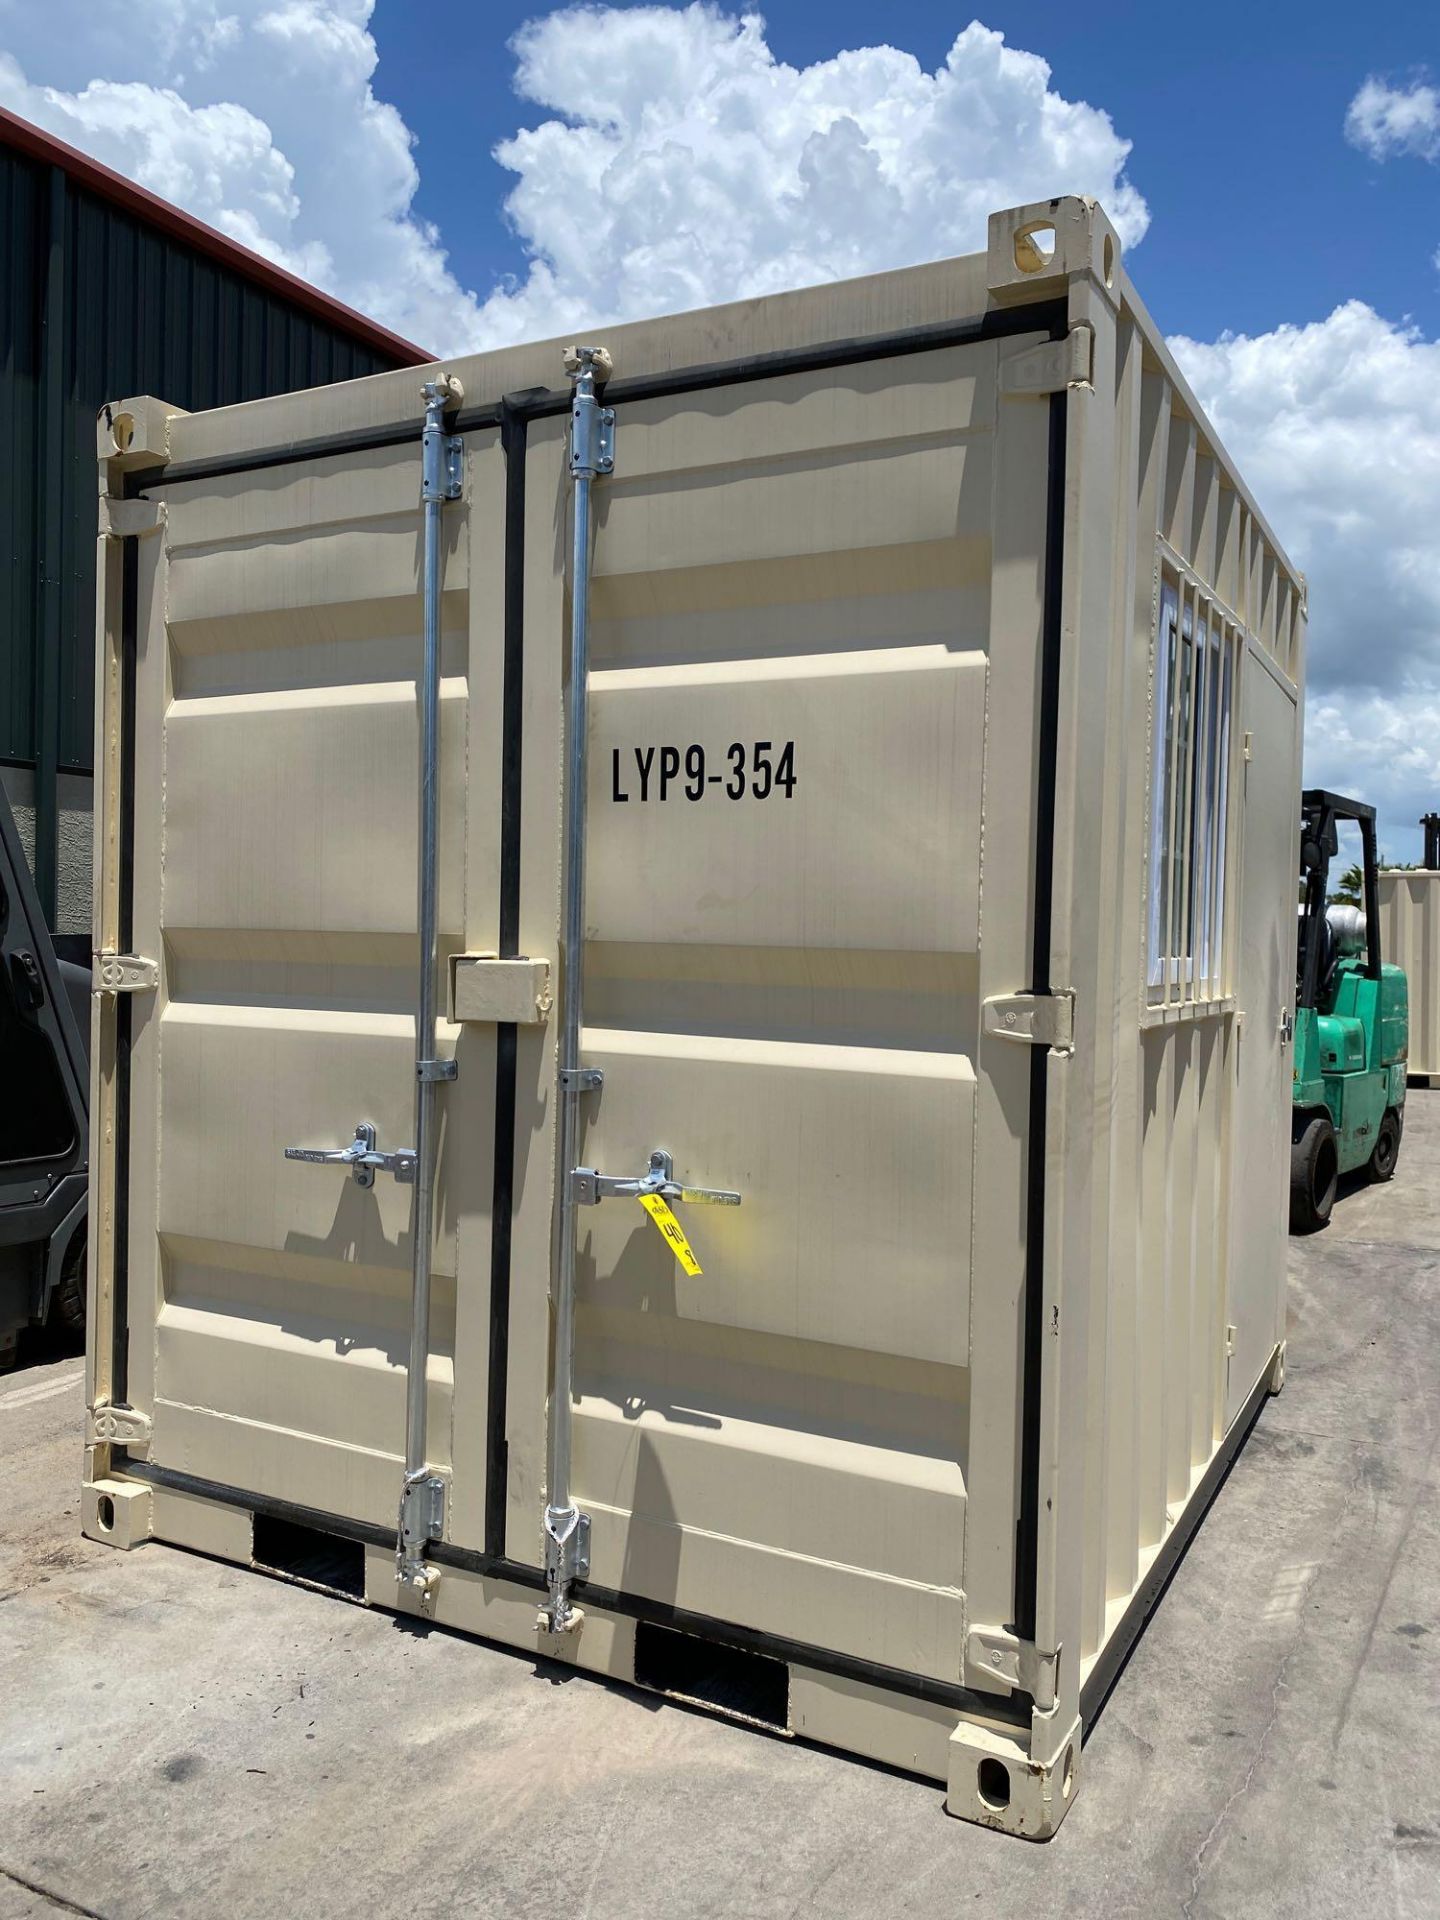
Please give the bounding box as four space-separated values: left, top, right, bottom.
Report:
1329 856 1416 907
1329 863 1364 908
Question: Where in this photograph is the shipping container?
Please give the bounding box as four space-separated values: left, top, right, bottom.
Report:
82 197 1303 1835
1379 866 1440 1079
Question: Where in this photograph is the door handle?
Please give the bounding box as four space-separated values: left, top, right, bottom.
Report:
284 1121 416 1189
571 1149 741 1208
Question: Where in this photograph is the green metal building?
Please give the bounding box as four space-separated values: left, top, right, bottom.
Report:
1 106 428 935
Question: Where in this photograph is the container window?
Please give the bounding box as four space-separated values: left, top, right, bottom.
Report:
1147 576 1238 1004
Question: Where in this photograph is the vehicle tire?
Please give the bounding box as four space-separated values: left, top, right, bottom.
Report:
50 1233 86 1336
1290 1115 1338 1234
1369 1108 1402 1183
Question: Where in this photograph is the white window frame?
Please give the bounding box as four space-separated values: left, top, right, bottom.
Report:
1146 564 1239 1010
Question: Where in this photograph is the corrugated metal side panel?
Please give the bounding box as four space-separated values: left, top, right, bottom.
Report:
0 146 43 762
1057 286 1304 1680
1379 872 1440 1076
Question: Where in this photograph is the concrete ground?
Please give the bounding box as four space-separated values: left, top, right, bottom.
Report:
2 1104 1437 1920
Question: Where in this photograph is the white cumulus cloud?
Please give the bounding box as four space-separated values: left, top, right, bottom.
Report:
0 0 482 352
474 6 1149 343
1172 305 1440 850
1345 73 1440 163
1305 695 1440 862
0 3 1148 352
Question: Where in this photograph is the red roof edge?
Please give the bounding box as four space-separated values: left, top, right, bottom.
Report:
0 104 434 368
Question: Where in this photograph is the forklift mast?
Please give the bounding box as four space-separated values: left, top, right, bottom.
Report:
1298 789 1382 1013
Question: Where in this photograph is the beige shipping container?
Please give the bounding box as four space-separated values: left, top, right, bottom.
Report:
1378 868 1440 1078
83 197 1304 1836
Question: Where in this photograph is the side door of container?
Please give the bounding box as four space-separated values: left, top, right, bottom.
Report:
500 322 1063 1686
1227 648 1299 1420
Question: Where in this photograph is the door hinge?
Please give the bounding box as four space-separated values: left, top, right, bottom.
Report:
1279 1006 1293 1047
98 497 166 541
92 950 158 995
967 1623 1021 1688
1000 324 1093 396
965 1625 1062 1712
982 989 1075 1054
1243 730 1253 763
87 1403 152 1448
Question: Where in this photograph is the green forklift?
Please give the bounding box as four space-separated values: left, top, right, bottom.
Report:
1290 790 1408 1232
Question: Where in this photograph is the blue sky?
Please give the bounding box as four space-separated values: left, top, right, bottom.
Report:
1 1 1438 851
373 0 1440 346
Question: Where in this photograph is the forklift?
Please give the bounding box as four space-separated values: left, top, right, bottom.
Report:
0 780 89 1365
1291 790 1408 1232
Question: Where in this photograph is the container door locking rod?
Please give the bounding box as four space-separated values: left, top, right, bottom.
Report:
281 373 463 1608
541 351 742 1634
396 375 464 1601
541 345 615 1635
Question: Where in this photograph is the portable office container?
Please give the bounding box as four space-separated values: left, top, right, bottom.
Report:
1379 864 1440 1079
83 197 1303 1835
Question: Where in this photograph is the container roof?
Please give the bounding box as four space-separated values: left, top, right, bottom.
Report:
0 104 432 368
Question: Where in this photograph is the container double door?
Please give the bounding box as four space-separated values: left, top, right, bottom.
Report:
123 328 1058 1682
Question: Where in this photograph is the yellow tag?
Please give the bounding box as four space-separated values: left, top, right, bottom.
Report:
638 1193 702 1276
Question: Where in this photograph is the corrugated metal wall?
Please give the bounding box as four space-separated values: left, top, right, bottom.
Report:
1 148 44 765
1379 871 1440 1076
0 138 411 927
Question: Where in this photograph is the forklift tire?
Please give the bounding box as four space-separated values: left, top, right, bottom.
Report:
1291 1115 1338 1234
50 1233 86 1337
1369 1108 1402 1184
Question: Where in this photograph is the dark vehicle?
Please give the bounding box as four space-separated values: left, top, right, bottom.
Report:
0 780 88 1365
1291 790 1408 1233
